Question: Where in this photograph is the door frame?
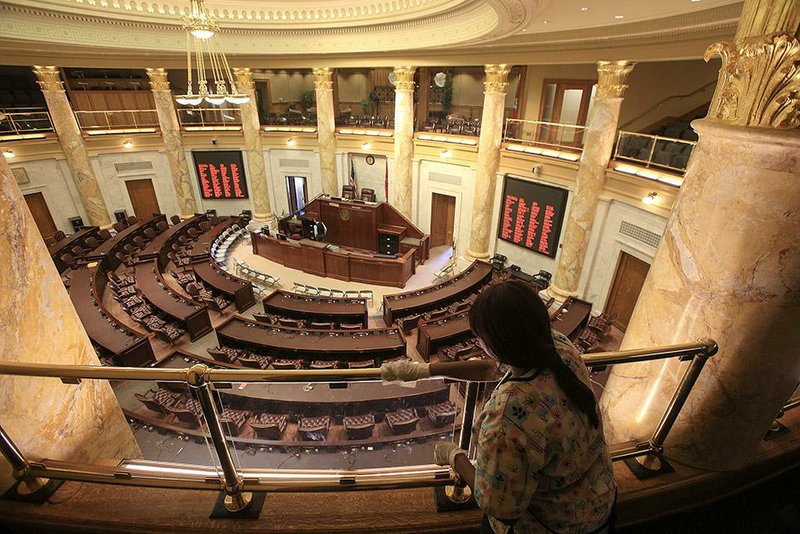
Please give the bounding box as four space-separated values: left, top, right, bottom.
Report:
538 78 596 146
285 175 310 214
123 176 161 220
603 248 652 327
429 192 457 248
23 190 59 238
417 164 468 254
17 184 69 234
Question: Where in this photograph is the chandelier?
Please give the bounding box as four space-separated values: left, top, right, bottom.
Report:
175 0 250 106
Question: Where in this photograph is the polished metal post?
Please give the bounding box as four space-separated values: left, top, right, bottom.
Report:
0 422 48 495
186 364 252 513
446 381 480 504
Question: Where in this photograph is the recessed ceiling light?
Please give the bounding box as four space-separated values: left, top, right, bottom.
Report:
614 15 624 19
580 7 590 11
543 20 550 24
122 140 133 149
522 28 527 32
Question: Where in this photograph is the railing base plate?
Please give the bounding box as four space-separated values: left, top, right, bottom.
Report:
209 491 266 519
624 455 675 480
764 422 790 441
433 486 477 512
1 478 64 504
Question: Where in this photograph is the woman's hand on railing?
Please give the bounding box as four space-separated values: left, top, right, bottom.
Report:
380 359 498 382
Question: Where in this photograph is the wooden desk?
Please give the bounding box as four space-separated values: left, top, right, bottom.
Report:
48 227 100 273
215 316 406 361
88 215 166 270
416 311 473 360
67 266 155 366
133 259 213 341
383 260 494 324
262 290 369 328
189 217 243 260
252 233 416 288
551 296 593 340
138 214 205 268
191 259 256 312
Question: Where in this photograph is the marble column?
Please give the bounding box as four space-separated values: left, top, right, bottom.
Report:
33 66 111 227
313 68 338 197
392 66 416 218
601 0 800 471
0 152 141 492
466 64 511 261
146 68 198 219
549 61 636 298
234 68 274 225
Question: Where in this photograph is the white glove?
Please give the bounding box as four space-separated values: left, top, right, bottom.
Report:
434 441 467 467
380 360 431 382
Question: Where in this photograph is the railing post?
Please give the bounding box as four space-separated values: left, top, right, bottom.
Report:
645 133 658 168
0 423 51 496
186 364 253 513
442 381 480 505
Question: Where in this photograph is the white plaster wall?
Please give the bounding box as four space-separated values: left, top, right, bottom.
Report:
12 158 84 233
417 159 476 255
579 199 667 312
486 172 574 280
267 148 321 218
94 149 181 220
350 152 389 203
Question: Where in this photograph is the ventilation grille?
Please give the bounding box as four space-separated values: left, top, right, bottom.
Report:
429 172 461 185
619 221 661 248
279 158 309 168
114 161 153 173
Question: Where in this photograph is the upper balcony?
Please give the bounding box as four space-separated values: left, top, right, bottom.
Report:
0 107 55 141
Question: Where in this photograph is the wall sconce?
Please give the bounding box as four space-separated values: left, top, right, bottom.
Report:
2 149 13 158
642 192 659 205
286 138 295 147
440 149 451 158
122 140 133 149
361 142 371 151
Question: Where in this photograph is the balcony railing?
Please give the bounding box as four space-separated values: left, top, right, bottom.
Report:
178 107 242 131
0 339 717 517
74 109 159 134
504 118 587 153
614 130 696 174
0 108 54 140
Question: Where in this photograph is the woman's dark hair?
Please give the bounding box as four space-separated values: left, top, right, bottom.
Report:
469 280 600 428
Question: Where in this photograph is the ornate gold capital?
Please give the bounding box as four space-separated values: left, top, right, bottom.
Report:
393 66 416 92
33 65 64 92
146 68 170 91
484 64 511 94
705 33 800 129
313 67 333 90
595 61 636 98
233 68 255 92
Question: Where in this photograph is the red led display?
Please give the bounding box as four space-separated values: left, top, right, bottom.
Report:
498 175 568 258
193 150 249 200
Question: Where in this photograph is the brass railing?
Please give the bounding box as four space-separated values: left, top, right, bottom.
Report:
0 108 54 139
613 130 696 174
74 109 160 133
0 339 717 516
178 106 242 130
503 118 587 153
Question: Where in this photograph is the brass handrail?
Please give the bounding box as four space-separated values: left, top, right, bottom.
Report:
612 130 697 173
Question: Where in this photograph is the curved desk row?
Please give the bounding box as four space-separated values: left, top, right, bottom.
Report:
88 215 167 270
189 216 243 260
416 311 472 360
68 266 155 366
133 259 213 341
382 260 494 324
215 316 406 361
138 214 207 269
48 226 100 273
262 290 369 328
252 232 415 288
191 259 256 311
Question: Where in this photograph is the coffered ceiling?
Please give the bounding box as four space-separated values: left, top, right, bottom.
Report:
0 0 743 67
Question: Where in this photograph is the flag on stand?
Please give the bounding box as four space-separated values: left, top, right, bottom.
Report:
349 158 358 192
384 159 389 202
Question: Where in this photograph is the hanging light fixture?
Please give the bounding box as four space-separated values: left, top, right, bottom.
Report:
175 0 249 106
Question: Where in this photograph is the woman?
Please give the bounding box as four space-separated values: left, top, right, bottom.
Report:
382 280 615 533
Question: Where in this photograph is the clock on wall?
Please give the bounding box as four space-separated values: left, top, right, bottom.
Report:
365 155 375 165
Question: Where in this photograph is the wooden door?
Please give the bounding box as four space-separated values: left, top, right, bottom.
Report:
604 251 651 331
430 193 456 247
125 179 160 221
23 192 58 239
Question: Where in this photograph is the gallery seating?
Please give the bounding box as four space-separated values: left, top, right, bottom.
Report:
385 408 420 435
251 413 288 440
343 414 376 440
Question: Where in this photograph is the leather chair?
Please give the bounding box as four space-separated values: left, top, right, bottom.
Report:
298 416 331 441
425 401 458 427
343 414 376 440
385 408 420 435
251 413 288 440
360 188 376 202
342 184 356 199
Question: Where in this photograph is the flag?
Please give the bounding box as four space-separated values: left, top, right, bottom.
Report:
349 158 358 192
384 158 389 202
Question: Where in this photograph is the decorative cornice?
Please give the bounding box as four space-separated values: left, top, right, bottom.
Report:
146 67 170 90
484 64 510 93
393 66 416 91
705 32 800 129
312 67 333 90
32 65 63 91
233 67 255 92
596 61 637 98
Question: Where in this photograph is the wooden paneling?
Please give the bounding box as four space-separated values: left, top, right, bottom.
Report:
319 201 377 250
430 193 455 247
125 179 160 221
604 251 651 331
23 192 58 238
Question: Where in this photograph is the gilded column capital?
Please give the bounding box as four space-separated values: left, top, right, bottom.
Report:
233 67 255 92
313 67 334 90
595 61 636 98
705 32 800 129
146 68 171 91
484 64 511 94
393 66 416 92
33 65 64 92
734 0 800 42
